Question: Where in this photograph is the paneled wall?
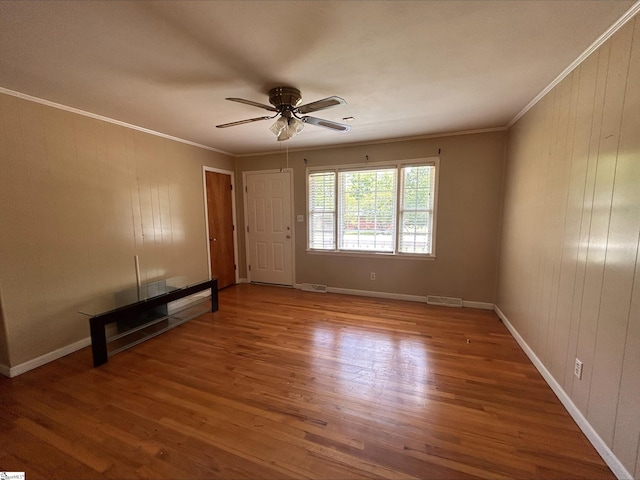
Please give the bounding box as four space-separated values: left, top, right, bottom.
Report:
497 17 640 476
0 93 233 369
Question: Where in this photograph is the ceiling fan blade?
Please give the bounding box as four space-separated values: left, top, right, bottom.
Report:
303 116 351 132
216 116 273 128
226 97 277 112
297 96 346 114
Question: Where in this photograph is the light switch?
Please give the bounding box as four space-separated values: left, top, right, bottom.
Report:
297 215 304 223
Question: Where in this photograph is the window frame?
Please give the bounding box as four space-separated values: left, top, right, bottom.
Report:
307 170 337 250
306 157 439 259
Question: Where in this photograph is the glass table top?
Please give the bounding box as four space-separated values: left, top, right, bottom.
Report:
78 277 213 317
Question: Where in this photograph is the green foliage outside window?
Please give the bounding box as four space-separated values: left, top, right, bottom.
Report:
308 161 436 255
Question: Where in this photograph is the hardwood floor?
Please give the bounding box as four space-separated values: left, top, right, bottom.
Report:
0 284 614 479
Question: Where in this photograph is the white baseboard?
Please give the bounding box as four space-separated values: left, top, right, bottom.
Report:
494 305 632 480
3 291 214 378
300 284 429 303
328 286 429 303
4 336 91 378
294 284 494 310
462 300 494 310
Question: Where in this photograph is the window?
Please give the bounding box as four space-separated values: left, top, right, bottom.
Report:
399 165 436 254
339 168 397 252
307 159 437 256
308 171 336 249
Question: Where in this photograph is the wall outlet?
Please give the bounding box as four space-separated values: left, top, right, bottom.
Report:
296 215 304 223
370 272 376 280
574 358 583 380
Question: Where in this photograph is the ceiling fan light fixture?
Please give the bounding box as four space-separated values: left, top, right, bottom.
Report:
271 115 305 141
269 116 287 136
289 116 305 134
277 130 292 141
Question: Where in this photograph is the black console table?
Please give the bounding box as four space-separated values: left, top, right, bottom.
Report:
81 278 218 367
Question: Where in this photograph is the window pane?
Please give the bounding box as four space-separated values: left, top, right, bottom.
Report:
339 168 396 252
309 213 335 249
400 165 435 254
309 172 335 250
400 211 432 254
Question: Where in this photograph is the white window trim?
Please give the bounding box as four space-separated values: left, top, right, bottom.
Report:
306 157 439 258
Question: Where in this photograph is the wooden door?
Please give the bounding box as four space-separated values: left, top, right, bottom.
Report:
245 171 293 286
205 171 235 289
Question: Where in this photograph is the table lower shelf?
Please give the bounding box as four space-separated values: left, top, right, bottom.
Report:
88 278 218 366
106 299 210 357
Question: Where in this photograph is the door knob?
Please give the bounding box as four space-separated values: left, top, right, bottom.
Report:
286 235 291 239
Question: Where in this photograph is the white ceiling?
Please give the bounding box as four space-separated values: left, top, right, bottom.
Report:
0 1 636 156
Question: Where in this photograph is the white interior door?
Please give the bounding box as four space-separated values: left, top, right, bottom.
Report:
245 171 293 286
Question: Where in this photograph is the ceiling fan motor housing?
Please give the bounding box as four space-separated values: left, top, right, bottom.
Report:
269 87 302 111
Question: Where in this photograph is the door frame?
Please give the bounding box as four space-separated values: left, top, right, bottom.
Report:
202 166 239 285
242 168 296 286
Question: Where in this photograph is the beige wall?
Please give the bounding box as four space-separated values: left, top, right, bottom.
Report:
236 131 506 303
497 17 640 477
0 93 233 368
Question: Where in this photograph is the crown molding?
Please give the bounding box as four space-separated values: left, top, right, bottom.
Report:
236 126 508 158
0 87 232 157
4 1 637 157
508 1 640 128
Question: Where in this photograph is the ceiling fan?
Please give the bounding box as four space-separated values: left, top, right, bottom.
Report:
216 87 351 141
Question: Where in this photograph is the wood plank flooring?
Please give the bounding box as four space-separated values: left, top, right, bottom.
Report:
0 284 614 479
